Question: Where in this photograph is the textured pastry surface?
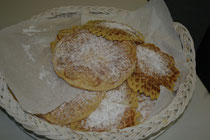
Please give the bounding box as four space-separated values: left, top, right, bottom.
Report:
39 91 106 125
84 20 144 43
39 83 142 131
127 43 180 100
51 25 137 91
67 83 140 132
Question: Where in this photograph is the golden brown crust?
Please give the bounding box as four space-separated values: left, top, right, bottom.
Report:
67 83 140 132
84 20 144 44
39 82 141 132
51 23 137 91
38 92 106 125
127 43 180 100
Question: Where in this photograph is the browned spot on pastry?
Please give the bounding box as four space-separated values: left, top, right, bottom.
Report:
127 43 180 100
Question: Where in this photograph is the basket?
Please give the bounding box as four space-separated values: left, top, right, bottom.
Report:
0 6 196 140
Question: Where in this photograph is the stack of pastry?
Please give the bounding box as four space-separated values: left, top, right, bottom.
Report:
38 20 180 132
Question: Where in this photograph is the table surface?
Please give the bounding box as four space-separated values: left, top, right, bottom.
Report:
0 0 210 140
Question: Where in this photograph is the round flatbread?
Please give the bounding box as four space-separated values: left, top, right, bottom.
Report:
51 26 137 91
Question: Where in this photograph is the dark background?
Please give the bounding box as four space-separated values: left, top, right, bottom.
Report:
164 0 210 91
164 0 210 50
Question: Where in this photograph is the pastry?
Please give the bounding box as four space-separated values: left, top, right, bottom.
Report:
127 43 180 100
38 91 106 125
67 83 140 132
84 20 144 43
39 20 180 132
39 83 141 131
136 94 156 123
51 25 137 91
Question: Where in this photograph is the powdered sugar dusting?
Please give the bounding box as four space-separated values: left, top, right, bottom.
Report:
84 102 126 130
106 83 127 103
39 66 50 80
72 91 99 106
137 95 156 122
22 44 36 62
49 91 100 120
100 22 135 34
39 65 59 88
54 30 131 82
22 26 47 36
83 84 129 130
137 45 171 75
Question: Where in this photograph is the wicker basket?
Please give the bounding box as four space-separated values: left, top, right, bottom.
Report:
0 6 196 140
